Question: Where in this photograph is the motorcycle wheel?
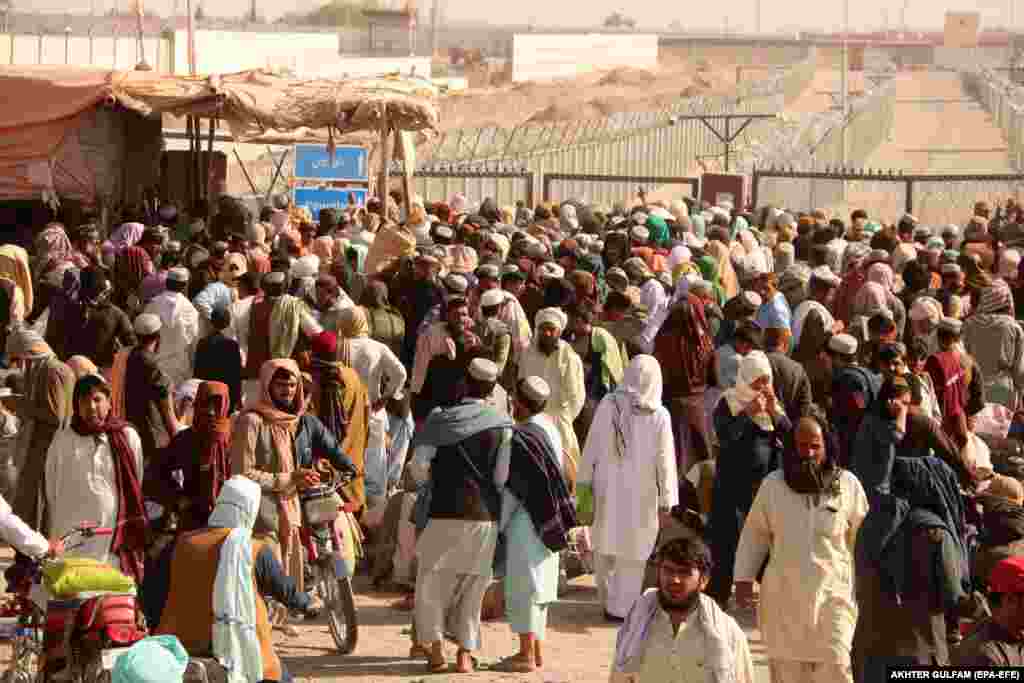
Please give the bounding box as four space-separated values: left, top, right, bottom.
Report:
318 561 358 654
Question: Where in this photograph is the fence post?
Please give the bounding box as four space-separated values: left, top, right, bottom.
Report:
751 169 760 210
905 179 914 215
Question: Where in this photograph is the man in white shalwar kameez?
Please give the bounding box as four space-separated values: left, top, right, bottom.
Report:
492 376 567 673
578 355 678 621
518 308 585 484
143 267 200 387
45 375 144 573
410 359 514 674
734 416 868 683
609 537 755 683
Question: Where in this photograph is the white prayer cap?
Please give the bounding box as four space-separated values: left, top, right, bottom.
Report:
480 288 505 309
690 279 713 296
468 357 499 383
444 274 469 295
810 266 841 288
134 313 162 336
631 225 650 242
290 255 320 280
631 211 648 224
684 233 708 250
520 376 551 403
535 307 568 332
476 263 501 280
167 267 190 283
828 333 858 356
941 263 961 275
741 291 763 308
538 262 565 281
435 225 455 240
263 270 287 286
939 317 963 335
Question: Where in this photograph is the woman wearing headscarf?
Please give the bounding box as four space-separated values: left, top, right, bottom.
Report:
833 244 871 326
963 279 1024 409
6 328 75 531
359 281 406 360
230 360 357 590
694 254 727 307
114 245 155 318
33 223 76 280
708 351 791 607
144 476 314 683
906 296 942 356
578 356 678 621
0 245 32 317
145 382 233 532
704 239 739 300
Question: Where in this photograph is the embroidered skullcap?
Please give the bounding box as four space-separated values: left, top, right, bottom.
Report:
520 376 551 403
828 333 858 356
480 288 505 309
468 358 499 383
133 313 162 336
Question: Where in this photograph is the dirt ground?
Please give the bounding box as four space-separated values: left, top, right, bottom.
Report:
276 575 772 683
437 61 739 132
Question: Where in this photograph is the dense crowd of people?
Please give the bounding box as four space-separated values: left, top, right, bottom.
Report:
0 190 1023 681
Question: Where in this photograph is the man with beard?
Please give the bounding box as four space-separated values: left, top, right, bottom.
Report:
734 415 868 683
121 314 180 461
312 273 353 333
398 252 445 369
518 308 585 486
609 537 755 683
953 556 1024 666
410 297 481 420
409 359 514 674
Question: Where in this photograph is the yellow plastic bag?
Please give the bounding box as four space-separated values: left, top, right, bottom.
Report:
42 558 135 598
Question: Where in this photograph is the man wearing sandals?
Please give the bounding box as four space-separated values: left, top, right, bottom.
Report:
408 358 513 673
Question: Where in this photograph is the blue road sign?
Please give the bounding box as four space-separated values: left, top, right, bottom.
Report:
293 187 368 214
293 144 369 182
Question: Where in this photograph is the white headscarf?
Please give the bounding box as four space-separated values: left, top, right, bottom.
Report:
723 350 782 431
535 307 568 334
609 356 664 456
209 476 264 683
791 298 835 348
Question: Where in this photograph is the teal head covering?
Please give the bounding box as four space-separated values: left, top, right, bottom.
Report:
731 215 749 241
112 636 188 683
690 214 706 240
646 215 670 248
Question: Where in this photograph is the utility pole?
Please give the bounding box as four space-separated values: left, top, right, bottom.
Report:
840 0 849 203
755 0 761 34
186 0 194 75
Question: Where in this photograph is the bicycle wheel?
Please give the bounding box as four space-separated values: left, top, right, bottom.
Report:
319 562 358 654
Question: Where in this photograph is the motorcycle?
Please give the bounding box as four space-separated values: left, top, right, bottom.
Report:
299 462 359 654
1 522 147 683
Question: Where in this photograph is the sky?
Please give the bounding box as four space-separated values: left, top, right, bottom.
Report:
9 0 1023 32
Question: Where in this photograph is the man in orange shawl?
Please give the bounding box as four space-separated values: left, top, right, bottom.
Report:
231 359 358 591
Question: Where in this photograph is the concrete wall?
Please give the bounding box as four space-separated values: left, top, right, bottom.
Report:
0 33 170 70
168 29 429 78
511 33 658 82
659 38 809 66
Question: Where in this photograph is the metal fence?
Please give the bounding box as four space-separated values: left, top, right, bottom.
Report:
543 174 699 203
389 161 536 208
962 69 1024 171
744 75 898 214
421 47 819 207
752 168 1024 225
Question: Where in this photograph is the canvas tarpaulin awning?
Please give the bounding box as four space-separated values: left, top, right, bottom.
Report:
0 65 440 202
